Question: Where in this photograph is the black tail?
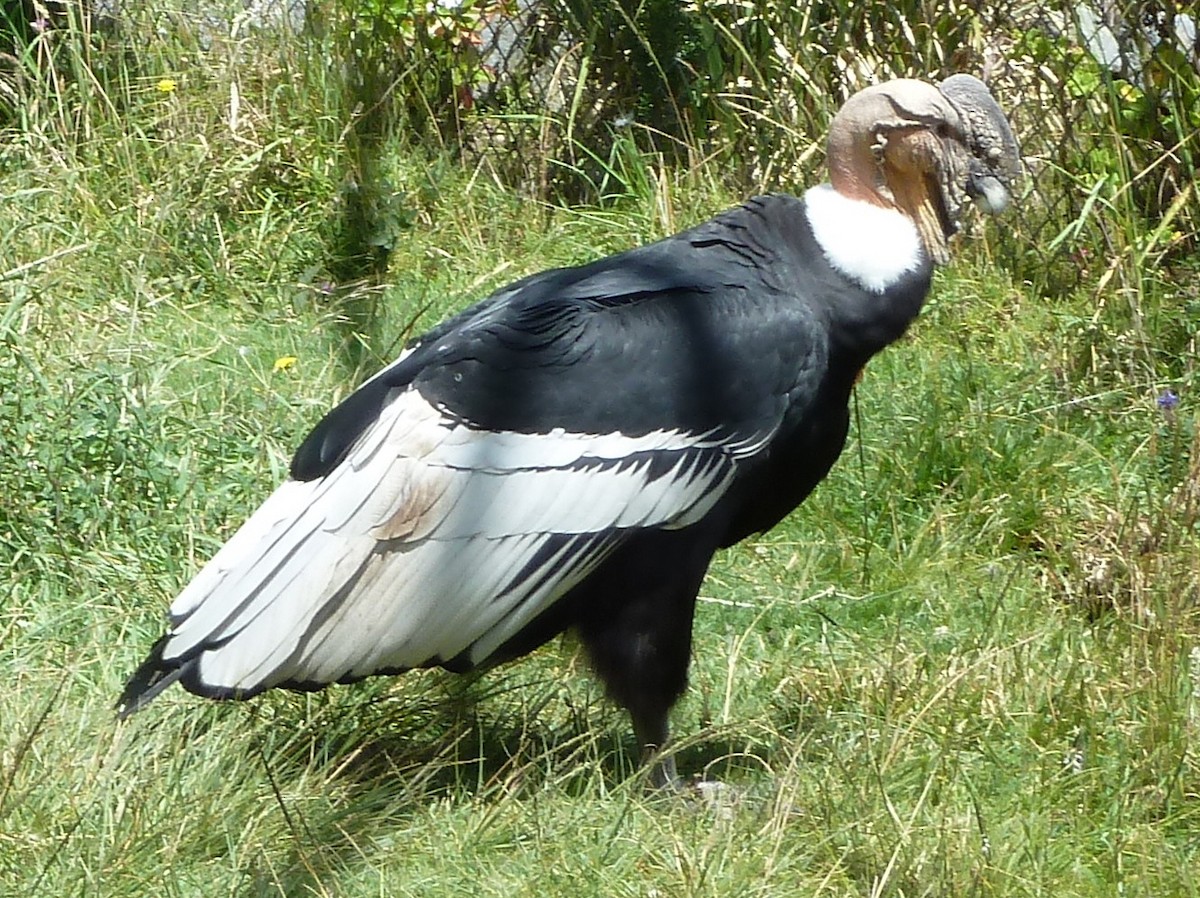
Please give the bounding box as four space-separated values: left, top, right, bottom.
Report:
116 636 187 719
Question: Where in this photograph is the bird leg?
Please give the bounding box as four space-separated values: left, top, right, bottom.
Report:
579 613 692 791
630 703 681 791
574 532 719 791
578 585 699 791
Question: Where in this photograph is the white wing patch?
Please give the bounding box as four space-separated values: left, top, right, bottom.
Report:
162 388 762 695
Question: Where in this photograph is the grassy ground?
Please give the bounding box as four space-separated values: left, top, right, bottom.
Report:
3 16 1200 898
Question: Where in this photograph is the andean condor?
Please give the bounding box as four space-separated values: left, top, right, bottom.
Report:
119 75 1020 789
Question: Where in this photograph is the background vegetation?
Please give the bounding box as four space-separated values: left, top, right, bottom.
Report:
1 0 1198 894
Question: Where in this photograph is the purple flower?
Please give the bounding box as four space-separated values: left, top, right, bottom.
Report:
30 16 50 33
1157 390 1180 411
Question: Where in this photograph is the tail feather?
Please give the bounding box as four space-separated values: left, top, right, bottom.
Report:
116 636 188 719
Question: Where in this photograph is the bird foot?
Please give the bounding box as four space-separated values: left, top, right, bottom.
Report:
683 778 748 818
642 770 751 818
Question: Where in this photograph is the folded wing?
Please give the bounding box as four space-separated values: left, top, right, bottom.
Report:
148 385 767 700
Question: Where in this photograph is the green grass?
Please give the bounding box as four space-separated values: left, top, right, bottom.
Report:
3 9 1200 897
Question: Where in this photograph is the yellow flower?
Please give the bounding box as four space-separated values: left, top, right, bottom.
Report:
156 78 177 93
273 355 298 372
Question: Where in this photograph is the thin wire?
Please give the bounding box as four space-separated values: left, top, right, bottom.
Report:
852 384 872 589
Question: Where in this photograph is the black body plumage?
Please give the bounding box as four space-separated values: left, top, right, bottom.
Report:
294 195 930 481
121 73 1021 789
121 192 932 785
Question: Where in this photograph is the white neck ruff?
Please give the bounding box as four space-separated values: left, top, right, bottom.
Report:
803 184 924 294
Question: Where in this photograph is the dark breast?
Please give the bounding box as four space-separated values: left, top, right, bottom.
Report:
717 361 857 546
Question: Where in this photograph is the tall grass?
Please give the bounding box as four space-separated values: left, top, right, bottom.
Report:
2 1 1199 895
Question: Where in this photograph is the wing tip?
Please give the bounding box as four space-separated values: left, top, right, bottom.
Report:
116 636 186 719
117 638 281 716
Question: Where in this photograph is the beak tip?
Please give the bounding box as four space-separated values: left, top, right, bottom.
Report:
974 178 1011 215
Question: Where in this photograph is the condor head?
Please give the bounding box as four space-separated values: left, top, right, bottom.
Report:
826 74 1021 264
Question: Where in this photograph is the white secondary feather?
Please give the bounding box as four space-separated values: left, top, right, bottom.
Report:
164 386 759 694
803 184 923 293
